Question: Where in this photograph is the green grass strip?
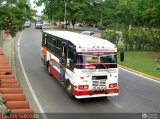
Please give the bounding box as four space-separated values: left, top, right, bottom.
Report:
117 51 160 79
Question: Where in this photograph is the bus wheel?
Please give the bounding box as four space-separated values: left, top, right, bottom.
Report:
65 80 75 99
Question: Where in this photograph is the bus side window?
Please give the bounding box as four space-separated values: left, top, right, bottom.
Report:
50 36 56 54
52 37 56 46
53 37 61 58
56 37 62 48
47 35 50 51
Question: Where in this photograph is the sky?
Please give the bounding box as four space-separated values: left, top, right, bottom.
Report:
29 0 45 15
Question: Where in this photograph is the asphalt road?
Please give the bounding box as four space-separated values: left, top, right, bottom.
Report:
14 25 160 119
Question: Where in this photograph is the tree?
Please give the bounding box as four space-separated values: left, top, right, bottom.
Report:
37 0 108 28
37 0 160 28
0 0 33 37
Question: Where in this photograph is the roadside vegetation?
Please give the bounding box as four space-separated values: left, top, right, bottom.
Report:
37 0 160 29
117 51 160 78
101 27 160 51
101 28 160 79
0 0 36 37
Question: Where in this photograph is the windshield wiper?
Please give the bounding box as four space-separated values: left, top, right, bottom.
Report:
100 63 112 77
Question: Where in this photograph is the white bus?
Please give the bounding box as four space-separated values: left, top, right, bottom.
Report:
41 31 119 99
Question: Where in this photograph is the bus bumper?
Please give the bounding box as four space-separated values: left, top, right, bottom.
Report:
75 93 119 99
73 88 119 99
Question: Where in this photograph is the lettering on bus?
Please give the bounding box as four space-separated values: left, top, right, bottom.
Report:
82 69 117 73
80 48 115 52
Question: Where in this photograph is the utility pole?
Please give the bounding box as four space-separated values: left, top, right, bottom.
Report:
64 0 68 29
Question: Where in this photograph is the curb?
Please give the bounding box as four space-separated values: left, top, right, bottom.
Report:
118 64 160 81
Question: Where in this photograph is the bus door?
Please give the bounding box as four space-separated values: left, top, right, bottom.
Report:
59 42 68 82
42 33 48 65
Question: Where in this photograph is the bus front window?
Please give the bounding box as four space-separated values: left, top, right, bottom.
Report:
100 55 116 63
76 53 117 69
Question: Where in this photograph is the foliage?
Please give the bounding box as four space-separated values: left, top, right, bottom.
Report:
37 0 160 28
101 29 119 45
0 0 34 37
36 0 105 26
102 27 160 51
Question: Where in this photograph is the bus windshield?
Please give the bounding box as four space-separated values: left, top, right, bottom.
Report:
75 53 117 69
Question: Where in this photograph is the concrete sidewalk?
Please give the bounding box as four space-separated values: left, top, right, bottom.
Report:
2 32 21 78
2 34 12 61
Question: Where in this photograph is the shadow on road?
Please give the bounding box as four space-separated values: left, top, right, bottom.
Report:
76 96 109 103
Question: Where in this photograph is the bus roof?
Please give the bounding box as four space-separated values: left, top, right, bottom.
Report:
44 30 117 52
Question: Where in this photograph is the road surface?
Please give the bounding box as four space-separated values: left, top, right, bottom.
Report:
13 25 160 119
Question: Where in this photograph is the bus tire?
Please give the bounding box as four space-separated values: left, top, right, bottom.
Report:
65 79 75 99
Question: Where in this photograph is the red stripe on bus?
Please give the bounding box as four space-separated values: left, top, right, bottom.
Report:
50 66 60 81
50 58 62 67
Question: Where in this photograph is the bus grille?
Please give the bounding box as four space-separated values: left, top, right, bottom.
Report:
92 76 107 80
92 80 106 87
92 76 107 91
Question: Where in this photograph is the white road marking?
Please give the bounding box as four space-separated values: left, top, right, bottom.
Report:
119 67 160 84
17 31 48 119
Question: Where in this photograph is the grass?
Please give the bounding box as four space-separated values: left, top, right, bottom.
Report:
117 51 160 78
